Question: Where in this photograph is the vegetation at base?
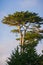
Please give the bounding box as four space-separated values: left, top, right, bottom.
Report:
7 44 43 65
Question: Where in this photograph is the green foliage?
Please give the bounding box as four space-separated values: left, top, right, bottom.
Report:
39 55 43 65
2 11 43 25
11 29 19 33
25 32 43 41
7 44 43 65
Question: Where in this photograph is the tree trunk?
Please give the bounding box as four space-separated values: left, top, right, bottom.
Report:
20 32 23 52
20 32 23 45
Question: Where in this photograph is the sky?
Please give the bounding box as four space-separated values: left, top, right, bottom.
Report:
0 0 43 65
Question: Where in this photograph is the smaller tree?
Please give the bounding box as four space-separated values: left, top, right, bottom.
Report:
7 44 42 65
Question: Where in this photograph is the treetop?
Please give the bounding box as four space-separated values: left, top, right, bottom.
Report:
2 11 43 26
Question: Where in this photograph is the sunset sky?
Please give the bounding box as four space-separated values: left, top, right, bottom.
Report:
0 0 43 65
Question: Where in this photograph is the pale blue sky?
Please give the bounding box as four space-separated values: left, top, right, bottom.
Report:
0 0 43 65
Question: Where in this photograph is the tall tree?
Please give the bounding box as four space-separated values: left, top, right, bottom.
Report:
2 11 43 46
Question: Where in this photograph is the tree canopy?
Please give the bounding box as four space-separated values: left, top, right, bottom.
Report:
2 11 43 25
